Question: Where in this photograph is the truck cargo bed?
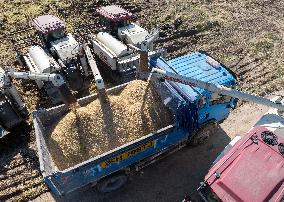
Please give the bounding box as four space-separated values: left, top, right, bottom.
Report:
33 81 192 195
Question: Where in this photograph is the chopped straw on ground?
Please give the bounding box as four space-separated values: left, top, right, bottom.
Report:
48 80 174 170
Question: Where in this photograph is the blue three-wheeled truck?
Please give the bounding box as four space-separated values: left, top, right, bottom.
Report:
33 51 238 195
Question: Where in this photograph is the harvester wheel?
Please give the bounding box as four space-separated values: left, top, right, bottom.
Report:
96 173 128 193
189 122 216 146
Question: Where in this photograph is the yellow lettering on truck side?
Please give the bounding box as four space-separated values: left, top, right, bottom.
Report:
100 141 154 168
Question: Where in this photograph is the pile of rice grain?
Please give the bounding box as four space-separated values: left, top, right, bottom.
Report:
48 80 173 170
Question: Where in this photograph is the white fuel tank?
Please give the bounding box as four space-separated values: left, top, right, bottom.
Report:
28 46 51 73
96 32 132 57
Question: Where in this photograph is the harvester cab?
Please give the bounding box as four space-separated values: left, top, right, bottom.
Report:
97 5 134 37
32 15 66 48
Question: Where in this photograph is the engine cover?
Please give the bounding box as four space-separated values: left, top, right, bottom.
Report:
51 33 80 62
118 23 149 46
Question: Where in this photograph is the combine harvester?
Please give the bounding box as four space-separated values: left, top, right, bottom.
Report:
197 105 284 201
32 50 284 196
16 15 102 104
90 5 165 82
0 67 77 138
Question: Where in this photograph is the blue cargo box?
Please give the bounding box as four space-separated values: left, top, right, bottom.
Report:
33 80 191 195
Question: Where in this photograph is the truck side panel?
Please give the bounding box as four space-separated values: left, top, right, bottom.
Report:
33 80 194 195
44 126 187 195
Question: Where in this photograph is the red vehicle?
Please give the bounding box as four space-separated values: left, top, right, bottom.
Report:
198 113 284 201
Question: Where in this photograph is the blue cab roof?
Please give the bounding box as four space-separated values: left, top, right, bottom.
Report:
150 51 237 102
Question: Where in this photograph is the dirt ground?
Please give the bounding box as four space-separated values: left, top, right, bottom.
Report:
0 0 284 201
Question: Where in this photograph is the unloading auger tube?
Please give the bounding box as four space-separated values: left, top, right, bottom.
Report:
83 44 107 101
151 68 284 111
7 70 77 106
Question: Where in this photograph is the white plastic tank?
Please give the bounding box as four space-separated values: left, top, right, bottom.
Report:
28 46 51 73
96 32 132 57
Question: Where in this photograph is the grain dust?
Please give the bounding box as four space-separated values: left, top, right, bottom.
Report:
48 80 173 170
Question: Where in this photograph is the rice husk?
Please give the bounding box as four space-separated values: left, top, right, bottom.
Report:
48 80 173 170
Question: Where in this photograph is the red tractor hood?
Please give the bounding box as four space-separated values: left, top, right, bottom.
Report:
204 126 284 202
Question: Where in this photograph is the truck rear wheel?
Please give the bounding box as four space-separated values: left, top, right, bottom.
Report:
96 173 128 193
189 122 216 146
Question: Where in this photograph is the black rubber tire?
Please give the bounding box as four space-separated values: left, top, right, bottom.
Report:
189 122 216 146
207 190 221 202
96 173 128 193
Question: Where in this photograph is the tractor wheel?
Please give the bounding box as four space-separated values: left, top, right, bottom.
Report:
189 122 216 146
96 173 128 193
